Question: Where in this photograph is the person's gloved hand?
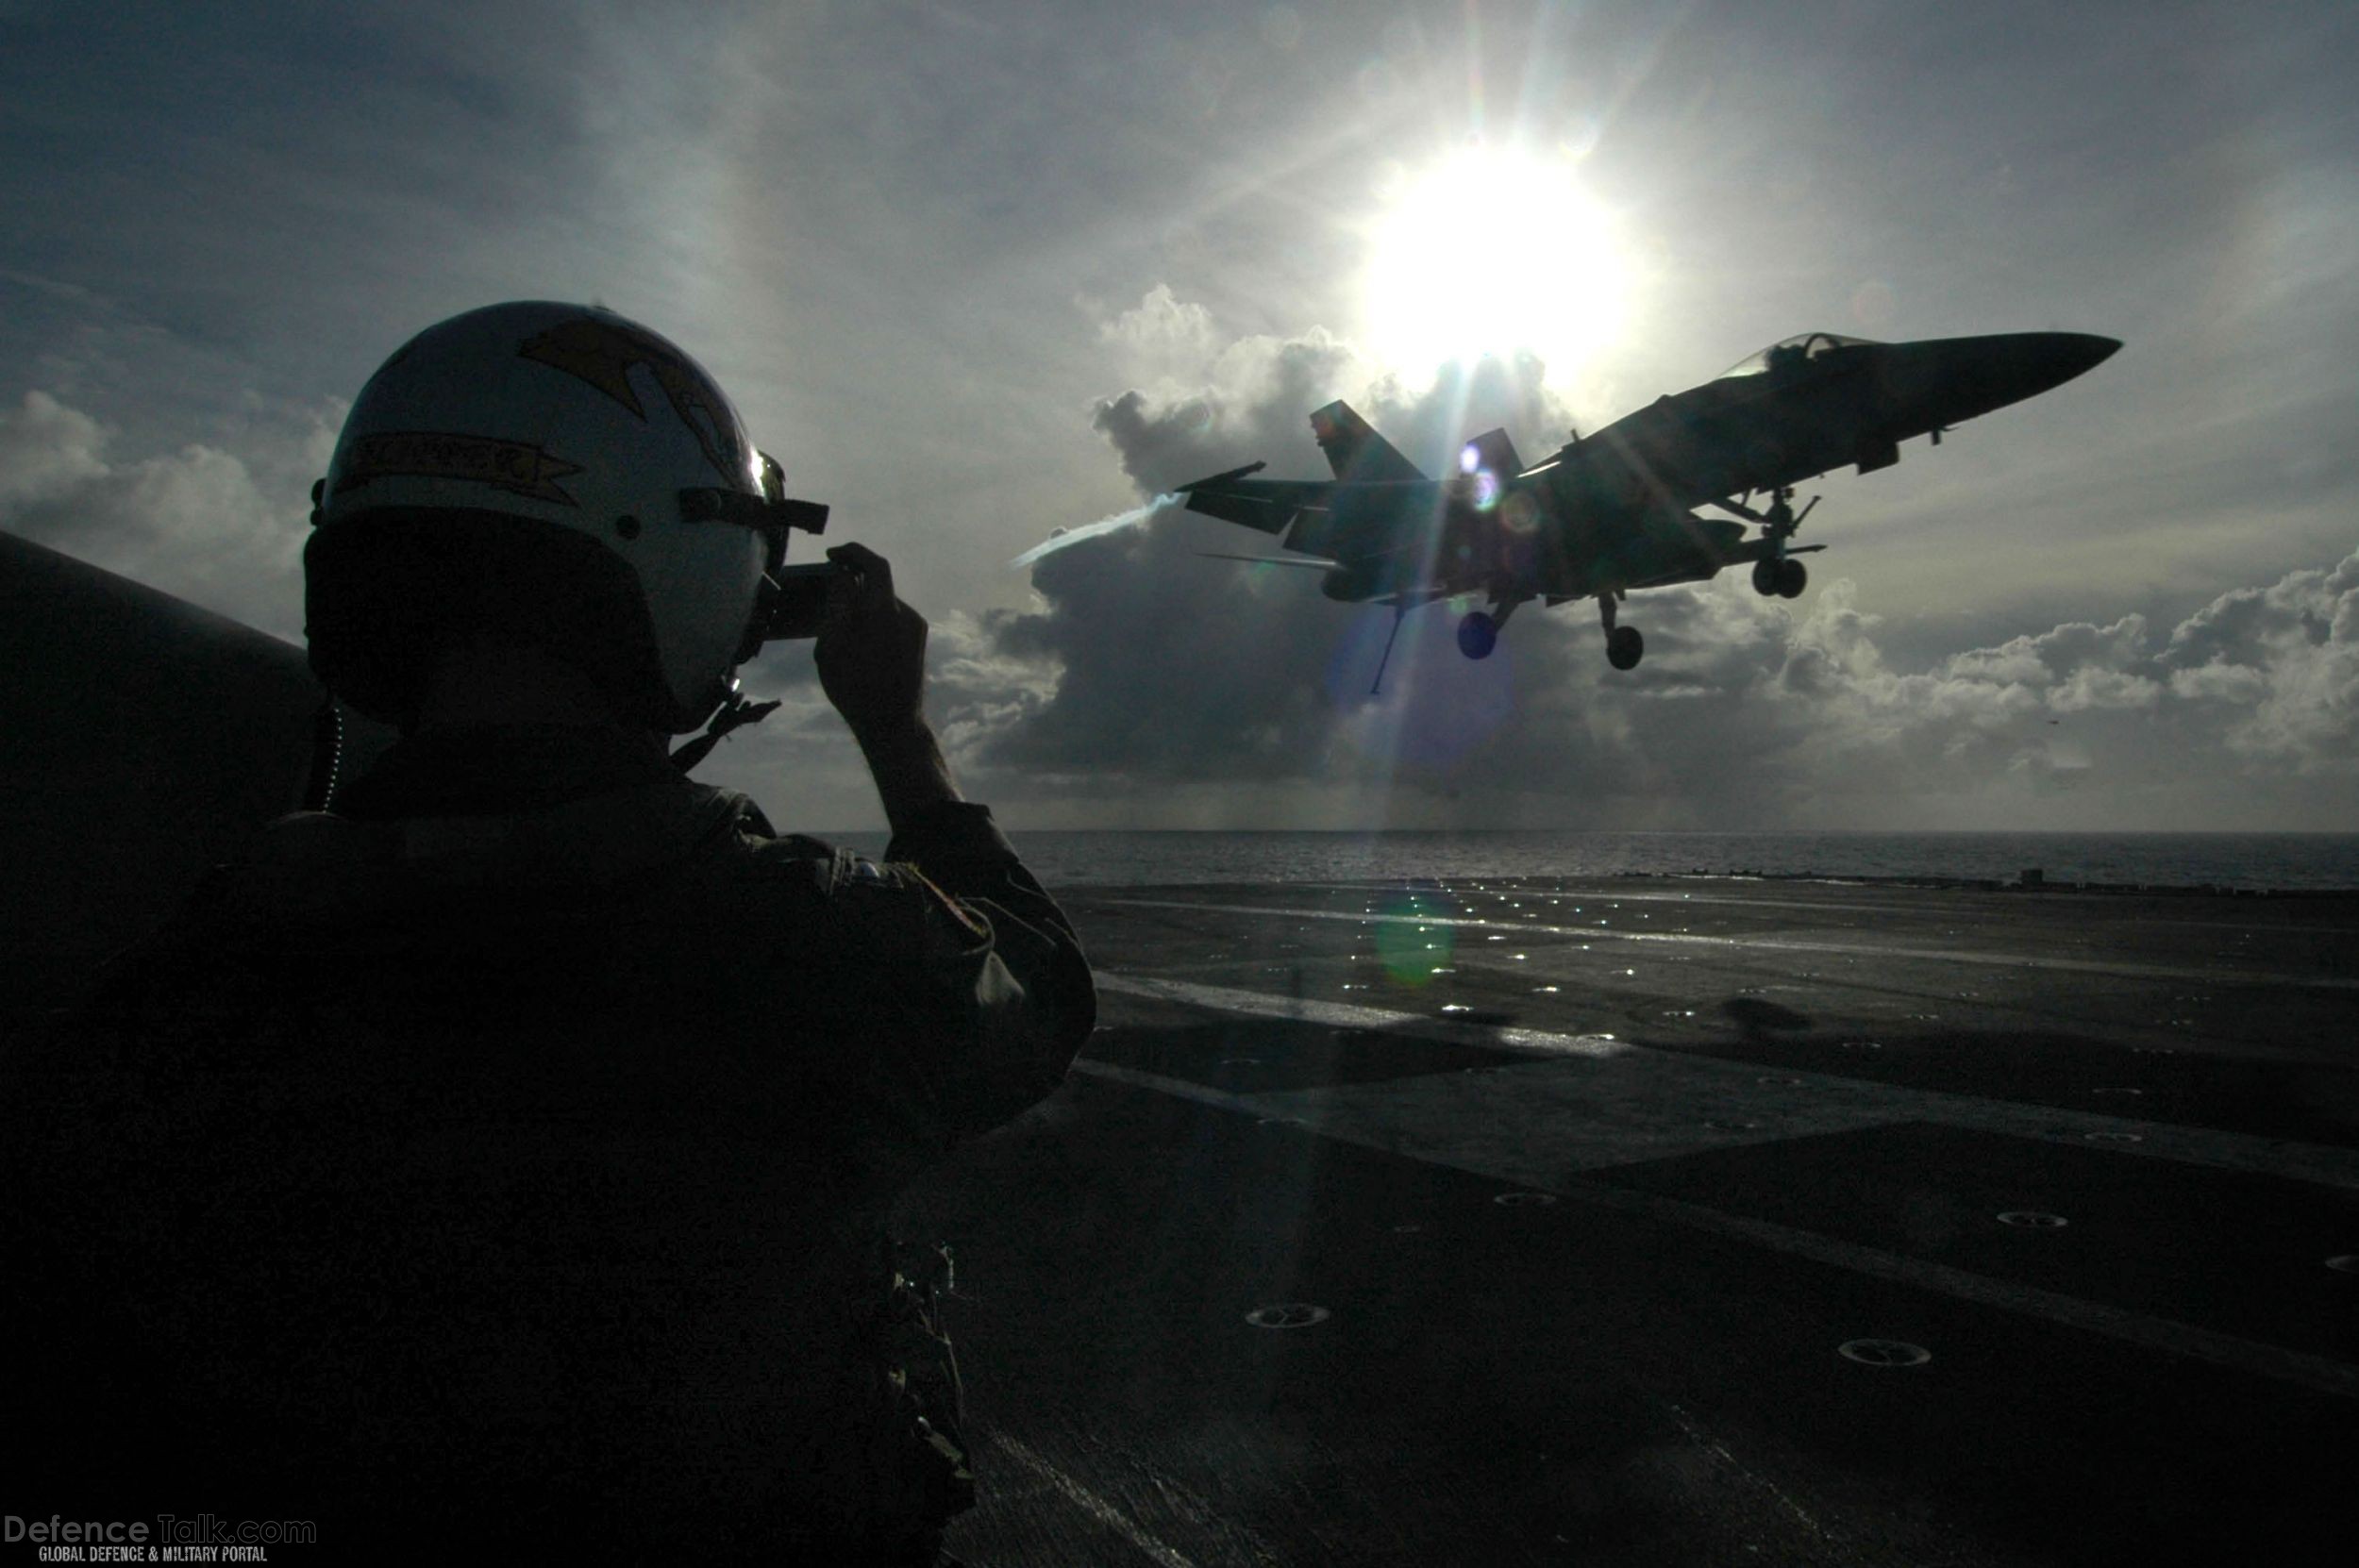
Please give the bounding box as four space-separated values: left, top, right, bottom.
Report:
814 542 928 742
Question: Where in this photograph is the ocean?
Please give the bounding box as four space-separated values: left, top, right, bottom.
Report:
834 830 2359 892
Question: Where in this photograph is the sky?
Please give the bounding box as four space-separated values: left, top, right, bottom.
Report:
3 0 2354 830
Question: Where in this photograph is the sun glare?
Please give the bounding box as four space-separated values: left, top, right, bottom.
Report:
1363 147 1632 387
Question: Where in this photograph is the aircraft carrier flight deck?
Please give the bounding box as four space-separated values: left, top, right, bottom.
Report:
5 534 2352 1564
910 873 2359 1568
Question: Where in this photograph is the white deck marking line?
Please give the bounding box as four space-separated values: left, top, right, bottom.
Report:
1097 974 1629 1059
986 1427 1201 1568
1660 1400 1836 1547
1093 896 2359 993
1271 879 2359 936
1094 974 2359 1192
1068 1057 2359 1403
1273 879 2007 924
1457 953 2339 1069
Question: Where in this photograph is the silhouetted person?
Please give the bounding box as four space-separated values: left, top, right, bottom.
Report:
5 302 1094 1561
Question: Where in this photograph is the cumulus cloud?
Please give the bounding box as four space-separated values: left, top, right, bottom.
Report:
966 304 1581 814
1097 283 1216 368
10 320 2352 832
0 392 110 507
0 389 331 642
939 292 2359 828
2157 552 2359 765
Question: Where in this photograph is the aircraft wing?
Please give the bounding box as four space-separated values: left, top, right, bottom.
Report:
1176 466 1335 536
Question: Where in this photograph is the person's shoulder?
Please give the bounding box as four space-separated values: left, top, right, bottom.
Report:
725 822 908 904
186 810 409 926
716 821 988 963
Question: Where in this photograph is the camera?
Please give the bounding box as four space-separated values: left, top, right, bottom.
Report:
761 560 843 642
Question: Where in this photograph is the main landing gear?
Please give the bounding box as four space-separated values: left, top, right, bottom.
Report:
1599 592 1643 671
1456 596 1523 660
1460 594 1641 671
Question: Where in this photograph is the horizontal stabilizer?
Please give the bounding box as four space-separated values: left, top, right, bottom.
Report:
1179 460 1266 489
1310 401 1426 483
1176 475 1334 536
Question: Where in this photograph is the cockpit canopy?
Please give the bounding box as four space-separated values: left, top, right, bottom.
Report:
1717 331 1879 380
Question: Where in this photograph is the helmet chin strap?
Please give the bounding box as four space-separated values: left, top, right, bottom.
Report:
669 678 780 773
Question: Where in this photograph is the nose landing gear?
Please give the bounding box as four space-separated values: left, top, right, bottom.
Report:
1750 486 1817 600
1752 556 1809 598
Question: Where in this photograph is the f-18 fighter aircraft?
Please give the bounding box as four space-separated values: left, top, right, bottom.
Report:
1175 330 2119 675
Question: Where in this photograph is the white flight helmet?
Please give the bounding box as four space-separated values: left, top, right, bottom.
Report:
305 300 826 733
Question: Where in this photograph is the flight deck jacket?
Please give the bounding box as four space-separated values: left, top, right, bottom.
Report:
5 724 1095 1560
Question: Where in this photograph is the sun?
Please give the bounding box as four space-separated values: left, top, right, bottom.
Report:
1363 146 1633 387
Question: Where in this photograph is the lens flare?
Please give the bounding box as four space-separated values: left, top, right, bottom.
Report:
1374 889 1458 984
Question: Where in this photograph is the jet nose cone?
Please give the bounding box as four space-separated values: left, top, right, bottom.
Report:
2051 332 2123 380
1897 331 2124 428
1988 332 2122 396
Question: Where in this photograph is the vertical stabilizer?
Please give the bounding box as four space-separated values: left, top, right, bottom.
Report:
1461 426 1524 477
1309 401 1427 483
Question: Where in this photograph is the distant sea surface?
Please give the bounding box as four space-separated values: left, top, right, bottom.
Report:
835 830 2359 892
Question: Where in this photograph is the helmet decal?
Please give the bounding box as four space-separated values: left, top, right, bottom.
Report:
517 315 746 483
335 429 584 506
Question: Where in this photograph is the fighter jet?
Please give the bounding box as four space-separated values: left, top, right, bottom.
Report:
1173 330 2120 676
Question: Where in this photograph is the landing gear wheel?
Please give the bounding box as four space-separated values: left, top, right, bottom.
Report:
1752 558 1782 596
1606 626 1644 671
1457 610 1498 660
1776 559 1808 599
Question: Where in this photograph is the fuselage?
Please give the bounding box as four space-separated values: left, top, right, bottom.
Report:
1296 330 2119 605
1558 330 2121 509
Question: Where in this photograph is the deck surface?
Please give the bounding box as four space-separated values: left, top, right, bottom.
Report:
905 876 2359 1567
